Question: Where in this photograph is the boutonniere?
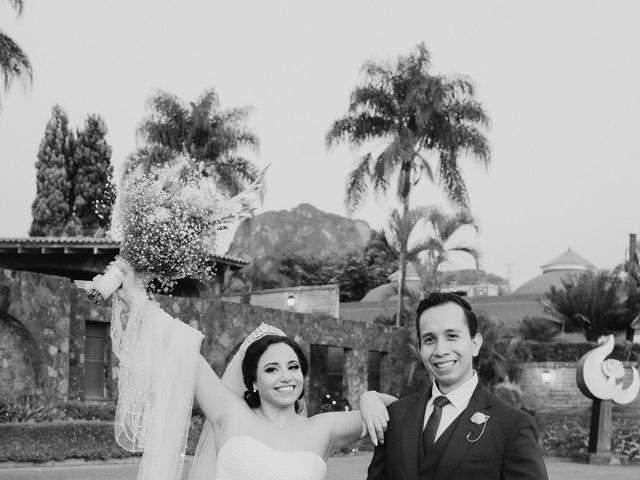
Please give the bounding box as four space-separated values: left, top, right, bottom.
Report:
467 412 490 442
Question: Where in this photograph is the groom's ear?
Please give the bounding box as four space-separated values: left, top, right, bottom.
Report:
471 333 483 357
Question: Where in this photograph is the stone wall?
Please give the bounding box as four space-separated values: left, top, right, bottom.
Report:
519 361 640 414
0 268 413 411
154 295 412 412
0 312 38 396
0 269 72 400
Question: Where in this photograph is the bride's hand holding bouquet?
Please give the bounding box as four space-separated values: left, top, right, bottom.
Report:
76 157 266 304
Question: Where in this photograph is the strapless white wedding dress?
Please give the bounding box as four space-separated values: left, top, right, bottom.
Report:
216 436 327 480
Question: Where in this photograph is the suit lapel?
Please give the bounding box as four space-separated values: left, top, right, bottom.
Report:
401 389 430 480
434 384 493 480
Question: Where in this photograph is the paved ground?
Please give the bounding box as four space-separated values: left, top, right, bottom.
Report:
1 454 639 480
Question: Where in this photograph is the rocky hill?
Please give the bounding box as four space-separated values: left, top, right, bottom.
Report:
226 203 372 260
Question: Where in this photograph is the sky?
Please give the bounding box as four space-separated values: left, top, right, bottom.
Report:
1 0 639 289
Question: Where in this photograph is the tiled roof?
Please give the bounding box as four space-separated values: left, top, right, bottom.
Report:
0 237 248 266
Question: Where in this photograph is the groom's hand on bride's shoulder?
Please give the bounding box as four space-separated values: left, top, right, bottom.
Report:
359 391 389 446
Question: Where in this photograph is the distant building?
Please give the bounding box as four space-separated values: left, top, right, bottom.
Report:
512 248 596 295
222 284 340 318
339 248 598 329
468 248 596 330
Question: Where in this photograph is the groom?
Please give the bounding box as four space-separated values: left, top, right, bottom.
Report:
367 292 548 480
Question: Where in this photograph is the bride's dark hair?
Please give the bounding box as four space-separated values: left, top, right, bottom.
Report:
242 335 308 412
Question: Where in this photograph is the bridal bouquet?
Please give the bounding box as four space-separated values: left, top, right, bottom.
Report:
77 157 265 303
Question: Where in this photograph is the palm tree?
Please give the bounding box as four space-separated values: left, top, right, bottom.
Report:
544 271 630 342
326 43 490 326
382 206 479 325
131 88 260 196
415 207 480 293
0 0 32 110
384 207 433 326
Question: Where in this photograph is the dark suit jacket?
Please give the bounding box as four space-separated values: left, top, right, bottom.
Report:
367 383 548 480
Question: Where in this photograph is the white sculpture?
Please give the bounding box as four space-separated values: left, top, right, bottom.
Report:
576 335 640 404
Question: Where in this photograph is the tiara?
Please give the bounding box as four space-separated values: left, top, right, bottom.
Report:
238 323 286 353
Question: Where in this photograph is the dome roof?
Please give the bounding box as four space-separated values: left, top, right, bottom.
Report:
513 248 596 295
539 248 596 273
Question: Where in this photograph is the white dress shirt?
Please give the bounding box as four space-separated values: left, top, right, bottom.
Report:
423 371 478 441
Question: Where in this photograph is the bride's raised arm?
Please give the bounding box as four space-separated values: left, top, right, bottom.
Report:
114 260 245 431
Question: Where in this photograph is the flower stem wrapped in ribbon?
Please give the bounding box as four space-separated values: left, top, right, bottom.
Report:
76 158 267 303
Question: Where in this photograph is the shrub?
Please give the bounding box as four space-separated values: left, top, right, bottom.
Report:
0 395 65 423
537 413 640 462
518 316 560 342
61 401 116 421
0 397 118 423
525 341 640 363
0 421 134 462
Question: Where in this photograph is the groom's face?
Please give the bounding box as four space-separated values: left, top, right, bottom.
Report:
418 302 482 395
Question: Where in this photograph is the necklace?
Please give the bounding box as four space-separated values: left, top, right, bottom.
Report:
275 415 295 429
259 410 295 430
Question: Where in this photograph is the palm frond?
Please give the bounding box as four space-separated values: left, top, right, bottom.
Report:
326 113 395 148
438 152 469 208
6 0 24 15
344 154 373 214
122 144 178 178
137 91 188 150
350 84 398 119
0 31 32 91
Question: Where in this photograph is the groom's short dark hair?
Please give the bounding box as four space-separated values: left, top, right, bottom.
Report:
415 292 478 340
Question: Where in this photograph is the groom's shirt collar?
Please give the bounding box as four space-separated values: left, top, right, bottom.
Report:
431 371 478 410
423 371 478 435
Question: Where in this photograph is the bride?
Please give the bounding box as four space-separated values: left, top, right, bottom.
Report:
113 259 395 480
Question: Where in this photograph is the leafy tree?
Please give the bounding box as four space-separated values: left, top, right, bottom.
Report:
0 0 31 110
517 316 561 342
475 313 523 387
327 43 490 325
131 88 260 196
30 105 75 236
437 269 507 290
71 114 113 236
277 253 342 288
545 271 631 342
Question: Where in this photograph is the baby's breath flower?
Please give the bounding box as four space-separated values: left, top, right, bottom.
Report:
112 158 228 291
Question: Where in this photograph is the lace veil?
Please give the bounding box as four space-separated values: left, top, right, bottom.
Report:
111 292 285 480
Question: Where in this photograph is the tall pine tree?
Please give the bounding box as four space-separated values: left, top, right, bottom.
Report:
71 114 113 236
30 105 75 236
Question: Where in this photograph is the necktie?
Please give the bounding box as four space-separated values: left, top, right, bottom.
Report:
423 395 450 454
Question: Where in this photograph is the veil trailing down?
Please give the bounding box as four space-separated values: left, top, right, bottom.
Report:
111 287 287 480
188 323 286 480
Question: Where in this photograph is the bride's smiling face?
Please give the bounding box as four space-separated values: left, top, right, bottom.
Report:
254 342 305 408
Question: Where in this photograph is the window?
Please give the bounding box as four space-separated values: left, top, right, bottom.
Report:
84 321 108 399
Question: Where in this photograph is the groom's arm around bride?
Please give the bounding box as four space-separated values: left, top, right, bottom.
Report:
367 293 548 480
